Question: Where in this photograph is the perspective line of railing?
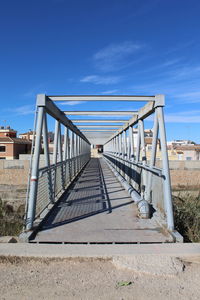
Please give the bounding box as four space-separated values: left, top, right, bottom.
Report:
103 96 174 232
25 95 90 230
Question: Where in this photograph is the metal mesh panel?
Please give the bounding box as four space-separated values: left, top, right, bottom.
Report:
55 164 63 196
36 170 50 216
34 154 90 218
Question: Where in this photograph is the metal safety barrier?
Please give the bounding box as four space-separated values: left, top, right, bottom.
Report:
25 95 90 230
103 95 174 231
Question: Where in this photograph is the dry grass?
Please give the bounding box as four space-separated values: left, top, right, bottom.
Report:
173 192 200 242
0 198 24 236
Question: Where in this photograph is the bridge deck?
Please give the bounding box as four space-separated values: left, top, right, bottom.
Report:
31 158 173 244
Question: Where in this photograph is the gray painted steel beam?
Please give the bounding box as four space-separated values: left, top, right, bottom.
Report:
48 95 155 101
36 94 90 144
78 125 121 128
105 101 155 144
72 120 128 123
82 130 117 132
64 111 137 115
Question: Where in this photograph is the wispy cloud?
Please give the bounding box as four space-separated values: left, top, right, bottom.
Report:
165 110 200 123
12 105 35 116
93 41 144 72
170 65 200 80
174 91 200 103
80 75 122 85
101 89 119 95
23 84 46 98
59 101 86 106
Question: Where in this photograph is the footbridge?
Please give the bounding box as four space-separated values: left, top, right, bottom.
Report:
23 94 181 243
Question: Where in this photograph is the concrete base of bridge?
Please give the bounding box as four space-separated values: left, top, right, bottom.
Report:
0 243 200 276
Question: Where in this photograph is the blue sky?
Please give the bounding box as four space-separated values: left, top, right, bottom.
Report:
0 0 200 142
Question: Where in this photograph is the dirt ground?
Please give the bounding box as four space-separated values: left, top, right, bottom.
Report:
0 258 200 300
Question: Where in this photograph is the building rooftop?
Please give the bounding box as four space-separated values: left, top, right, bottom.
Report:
0 137 32 144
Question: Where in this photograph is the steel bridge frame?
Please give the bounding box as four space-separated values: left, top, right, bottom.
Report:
25 94 174 234
25 95 91 230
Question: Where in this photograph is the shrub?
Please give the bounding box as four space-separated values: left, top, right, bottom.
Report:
0 198 24 236
173 193 200 242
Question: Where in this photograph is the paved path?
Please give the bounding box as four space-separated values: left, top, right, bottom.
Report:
31 158 173 243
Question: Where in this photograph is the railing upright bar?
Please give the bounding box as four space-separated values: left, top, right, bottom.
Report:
123 130 128 181
139 119 147 198
53 120 60 198
157 105 174 231
146 111 159 202
26 106 44 230
43 111 53 203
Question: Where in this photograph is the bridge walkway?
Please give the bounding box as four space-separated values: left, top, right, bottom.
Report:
30 158 173 244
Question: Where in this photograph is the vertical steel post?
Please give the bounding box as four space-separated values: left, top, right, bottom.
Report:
135 125 141 163
70 132 74 178
129 125 135 187
43 111 53 203
116 135 119 174
123 130 128 180
73 133 76 175
53 120 60 197
119 133 123 176
57 123 65 190
63 127 68 185
157 106 174 231
129 125 134 161
26 106 44 230
146 111 159 202
139 119 147 198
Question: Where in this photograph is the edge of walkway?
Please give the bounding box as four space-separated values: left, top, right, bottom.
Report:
1 243 199 275
0 243 199 260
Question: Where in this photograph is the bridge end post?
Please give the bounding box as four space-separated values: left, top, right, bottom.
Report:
26 95 45 231
155 94 174 231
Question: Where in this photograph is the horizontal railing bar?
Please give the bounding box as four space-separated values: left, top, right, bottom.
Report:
38 154 87 173
104 153 163 177
64 111 138 115
48 95 155 101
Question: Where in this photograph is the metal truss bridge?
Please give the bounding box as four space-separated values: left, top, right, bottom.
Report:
24 94 181 243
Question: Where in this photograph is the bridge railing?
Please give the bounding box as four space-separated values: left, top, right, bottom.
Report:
25 95 90 230
103 95 174 231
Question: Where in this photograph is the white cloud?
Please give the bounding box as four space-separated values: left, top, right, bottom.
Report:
14 105 35 115
93 41 143 72
60 101 86 106
165 110 200 123
174 91 200 103
80 75 121 85
101 89 119 95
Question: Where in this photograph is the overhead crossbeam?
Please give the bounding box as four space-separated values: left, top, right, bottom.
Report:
48 95 155 101
78 125 121 128
64 111 138 115
81 129 117 132
72 120 128 123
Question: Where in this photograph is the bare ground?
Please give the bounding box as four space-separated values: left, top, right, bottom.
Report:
0 257 200 300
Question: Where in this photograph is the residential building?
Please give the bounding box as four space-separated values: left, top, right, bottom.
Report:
0 126 32 160
167 144 200 160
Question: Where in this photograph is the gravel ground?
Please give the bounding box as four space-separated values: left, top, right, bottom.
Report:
0 257 200 300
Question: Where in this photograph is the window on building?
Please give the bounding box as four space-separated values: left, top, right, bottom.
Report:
186 157 192 161
0 146 6 152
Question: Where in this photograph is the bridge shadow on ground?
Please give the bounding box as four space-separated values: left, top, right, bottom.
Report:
37 158 133 233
